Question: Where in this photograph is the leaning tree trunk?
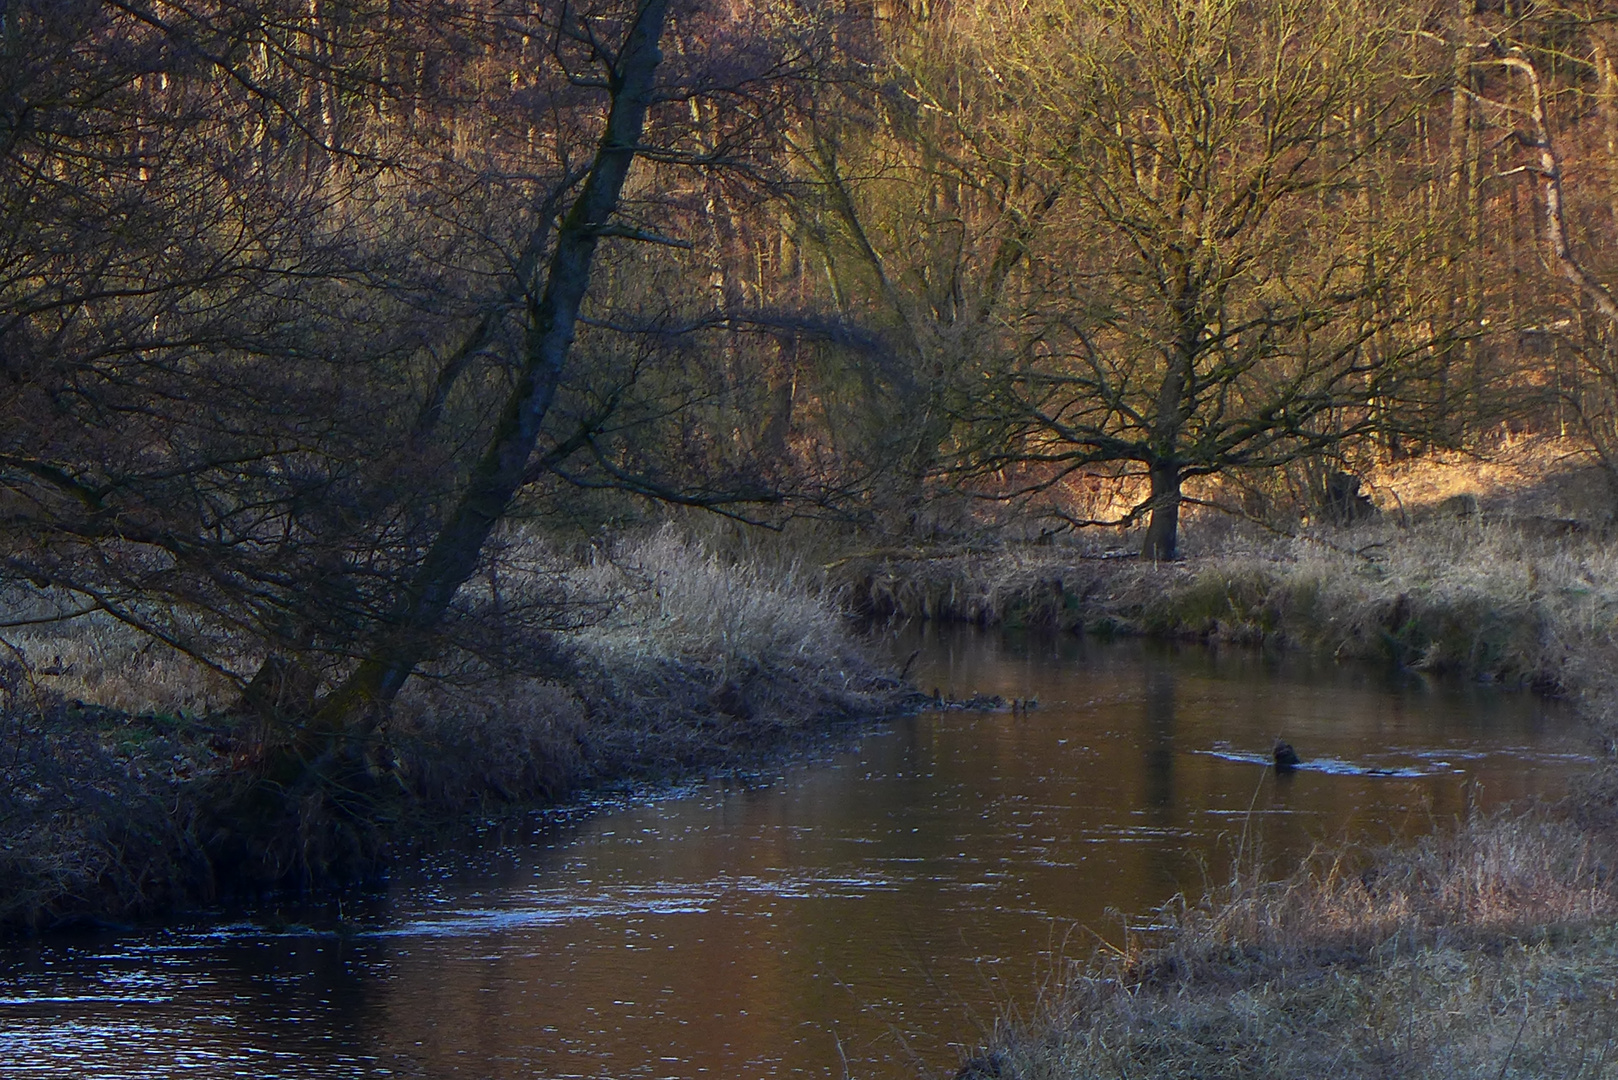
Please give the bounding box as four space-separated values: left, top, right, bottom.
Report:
1497 50 1618 329
1141 459 1181 562
310 0 672 738
1492 49 1618 498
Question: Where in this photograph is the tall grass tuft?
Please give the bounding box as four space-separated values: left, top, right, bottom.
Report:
567 524 885 723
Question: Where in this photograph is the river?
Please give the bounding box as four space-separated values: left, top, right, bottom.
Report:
0 627 1594 1078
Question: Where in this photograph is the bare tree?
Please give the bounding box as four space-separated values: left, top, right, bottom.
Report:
765 0 1068 530
948 0 1453 558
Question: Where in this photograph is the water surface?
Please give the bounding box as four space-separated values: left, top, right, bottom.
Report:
0 629 1593 1078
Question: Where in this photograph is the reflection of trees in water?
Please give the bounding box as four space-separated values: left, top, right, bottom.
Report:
1140 660 1189 898
162 819 596 1077
1143 665 1177 814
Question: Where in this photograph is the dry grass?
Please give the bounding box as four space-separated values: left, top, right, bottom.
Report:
1367 433 1617 523
0 599 239 717
1183 806 1618 962
382 526 902 812
843 515 1618 702
0 693 224 929
567 524 888 721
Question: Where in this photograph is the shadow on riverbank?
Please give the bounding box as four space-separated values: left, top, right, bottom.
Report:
0 528 910 932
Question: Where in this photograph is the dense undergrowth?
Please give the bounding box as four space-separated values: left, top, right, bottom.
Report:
0 528 905 930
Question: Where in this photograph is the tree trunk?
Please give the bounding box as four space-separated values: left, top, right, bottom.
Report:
311 0 672 735
1500 51 1618 328
1141 460 1181 562
1595 32 1618 227
1144 267 1195 563
1445 1 1476 427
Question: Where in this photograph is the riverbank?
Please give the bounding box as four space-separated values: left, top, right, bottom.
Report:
7 469 1617 981
0 528 907 931
960 786 1618 1079
909 527 1618 1076
838 513 1618 712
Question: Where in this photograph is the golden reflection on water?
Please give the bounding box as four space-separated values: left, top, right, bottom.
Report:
0 630 1591 1078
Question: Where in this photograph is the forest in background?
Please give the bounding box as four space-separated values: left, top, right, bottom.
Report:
7 0 1618 901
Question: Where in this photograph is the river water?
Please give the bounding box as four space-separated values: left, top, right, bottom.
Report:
0 627 1595 1079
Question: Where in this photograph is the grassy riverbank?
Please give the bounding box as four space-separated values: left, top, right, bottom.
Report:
842 524 1618 1077
841 513 1618 709
8 445 1618 1080
0 528 905 930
